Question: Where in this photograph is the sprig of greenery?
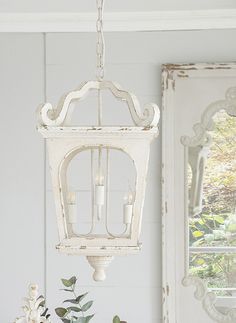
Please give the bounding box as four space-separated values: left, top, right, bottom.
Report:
113 315 127 323
55 276 94 323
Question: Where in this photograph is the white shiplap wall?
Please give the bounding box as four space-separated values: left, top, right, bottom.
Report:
1 29 236 323
0 34 45 322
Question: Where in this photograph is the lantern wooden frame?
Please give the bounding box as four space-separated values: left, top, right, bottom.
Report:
38 80 159 280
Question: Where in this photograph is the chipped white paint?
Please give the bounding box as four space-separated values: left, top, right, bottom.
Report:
38 80 159 127
181 86 236 322
181 86 236 218
162 63 236 323
14 284 51 323
182 276 207 301
183 276 236 323
37 80 159 281
181 86 236 147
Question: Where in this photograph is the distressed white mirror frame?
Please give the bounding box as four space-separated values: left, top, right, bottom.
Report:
162 63 236 323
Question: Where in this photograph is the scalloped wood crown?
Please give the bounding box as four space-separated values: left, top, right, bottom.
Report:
181 87 236 147
37 80 160 128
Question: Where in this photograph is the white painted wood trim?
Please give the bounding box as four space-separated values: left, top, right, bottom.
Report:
190 246 236 253
0 9 236 32
162 63 236 323
38 80 160 127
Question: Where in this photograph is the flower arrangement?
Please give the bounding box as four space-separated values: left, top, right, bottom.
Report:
14 284 51 323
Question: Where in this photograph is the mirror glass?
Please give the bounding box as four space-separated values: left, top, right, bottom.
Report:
187 109 236 310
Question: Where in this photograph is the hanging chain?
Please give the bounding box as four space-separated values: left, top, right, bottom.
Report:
96 0 105 81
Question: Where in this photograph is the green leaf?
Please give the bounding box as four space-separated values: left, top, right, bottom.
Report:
113 316 121 323
85 314 95 323
37 295 45 307
55 307 67 318
76 292 89 303
81 301 93 312
197 219 204 225
76 318 84 323
77 315 95 323
63 293 88 305
61 278 74 288
69 276 77 285
63 298 79 304
61 276 76 288
192 230 204 238
62 319 70 323
195 258 205 266
38 300 46 308
41 308 49 317
228 223 236 232
67 306 82 312
215 216 225 224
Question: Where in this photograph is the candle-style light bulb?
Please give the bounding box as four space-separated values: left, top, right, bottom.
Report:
95 170 105 221
95 172 104 186
127 192 133 204
68 191 76 205
123 192 134 225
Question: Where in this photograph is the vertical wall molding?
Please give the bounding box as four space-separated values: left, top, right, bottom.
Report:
43 32 47 299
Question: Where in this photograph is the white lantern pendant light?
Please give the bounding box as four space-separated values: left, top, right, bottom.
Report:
37 0 160 281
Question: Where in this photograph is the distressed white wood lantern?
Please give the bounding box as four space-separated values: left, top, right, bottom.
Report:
37 0 159 281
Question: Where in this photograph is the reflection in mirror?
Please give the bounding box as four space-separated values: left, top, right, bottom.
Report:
188 144 211 217
186 108 236 316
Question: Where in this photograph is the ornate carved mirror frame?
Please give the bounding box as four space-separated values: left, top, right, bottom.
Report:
162 63 236 323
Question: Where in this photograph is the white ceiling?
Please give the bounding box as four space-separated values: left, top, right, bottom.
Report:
0 0 235 12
